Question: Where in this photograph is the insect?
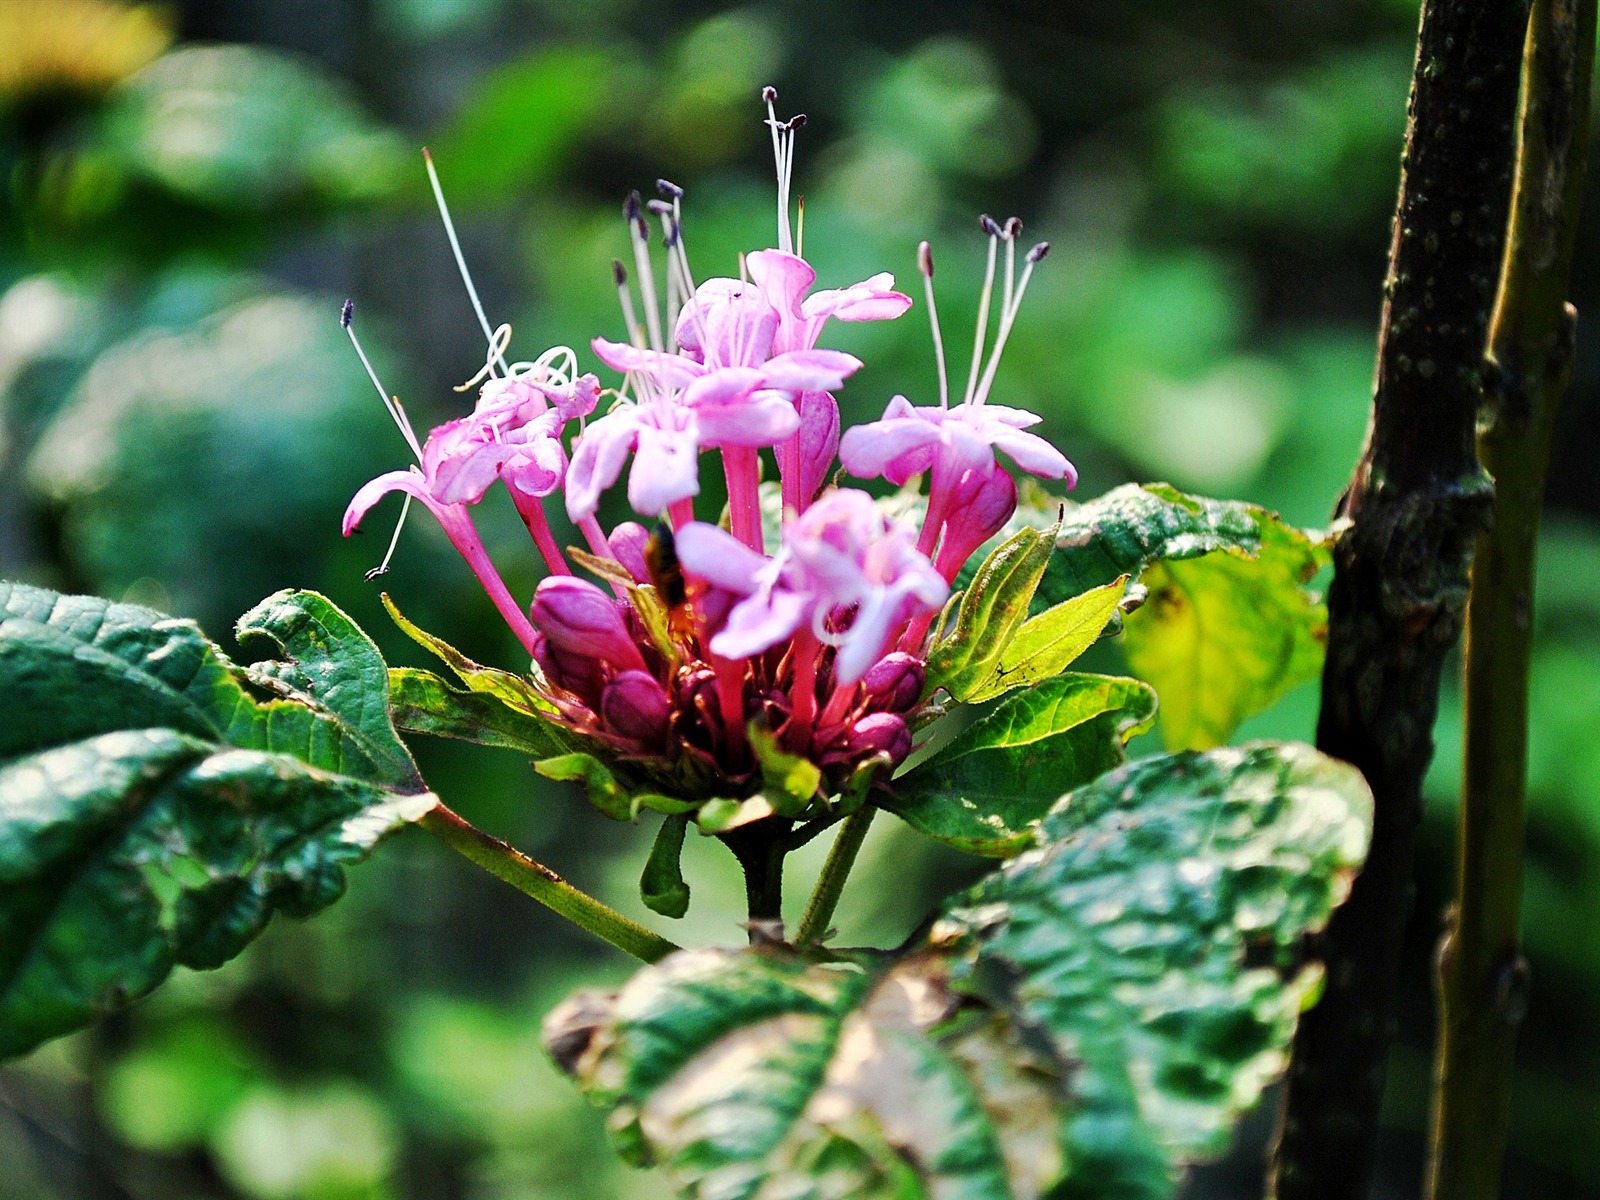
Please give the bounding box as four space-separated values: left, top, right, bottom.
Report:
644 518 687 610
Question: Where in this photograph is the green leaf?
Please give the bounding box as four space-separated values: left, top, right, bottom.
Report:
960 576 1129 703
959 483 1283 613
749 725 823 818
0 584 432 1058
1121 518 1327 750
694 794 777 834
925 525 1057 701
886 673 1158 856
641 814 692 919
535 753 696 822
237 590 422 792
388 667 580 758
548 742 1372 1200
382 593 556 718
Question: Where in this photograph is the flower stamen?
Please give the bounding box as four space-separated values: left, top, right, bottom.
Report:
963 214 1003 405
918 241 949 409
625 191 665 354
424 148 509 378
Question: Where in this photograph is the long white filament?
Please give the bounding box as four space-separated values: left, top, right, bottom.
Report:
423 149 508 378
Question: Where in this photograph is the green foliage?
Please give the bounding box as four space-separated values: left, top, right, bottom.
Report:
924 524 1058 701
887 673 1158 856
641 815 692 919
1122 518 1327 750
549 743 1372 1200
0 584 430 1058
99 44 407 211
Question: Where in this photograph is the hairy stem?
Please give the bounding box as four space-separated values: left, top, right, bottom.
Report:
1427 2 1595 1197
724 821 791 927
1269 3 1529 1197
796 807 876 947
418 804 678 963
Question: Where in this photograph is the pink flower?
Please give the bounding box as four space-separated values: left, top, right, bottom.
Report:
676 251 911 363
674 488 948 685
839 395 1075 489
565 339 859 521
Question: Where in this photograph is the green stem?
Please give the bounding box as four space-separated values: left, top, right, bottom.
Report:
796 807 876 947
1427 3 1595 1198
723 820 791 927
418 803 678 964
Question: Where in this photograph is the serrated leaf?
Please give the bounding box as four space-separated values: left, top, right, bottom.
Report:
388 667 581 758
549 742 1372 1200
886 673 1157 856
0 584 431 1058
236 590 422 792
641 814 691 919
961 577 1129 703
925 525 1057 700
1122 518 1327 750
957 483 1284 613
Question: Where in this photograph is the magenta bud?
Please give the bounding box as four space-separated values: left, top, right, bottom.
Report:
845 712 912 766
861 652 925 713
797 391 841 508
531 577 647 672
936 467 1018 583
532 632 605 706
601 670 671 742
609 522 651 584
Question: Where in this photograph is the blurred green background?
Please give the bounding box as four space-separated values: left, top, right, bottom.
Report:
2 1 1598 1197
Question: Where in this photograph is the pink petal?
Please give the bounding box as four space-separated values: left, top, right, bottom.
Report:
627 424 701 515
839 416 942 478
746 249 816 318
674 522 768 593
977 403 1046 429
760 349 862 393
713 588 810 660
694 392 802 447
681 366 765 408
565 413 639 520
991 428 1075 481
590 338 706 390
343 468 445 535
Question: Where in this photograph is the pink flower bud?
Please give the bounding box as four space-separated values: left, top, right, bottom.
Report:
609 522 652 584
861 652 925 713
845 712 912 766
601 669 671 743
531 632 605 707
796 391 840 507
935 467 1018 583
531 577 647 673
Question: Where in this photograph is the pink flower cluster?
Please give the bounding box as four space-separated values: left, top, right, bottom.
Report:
342 91 1074 803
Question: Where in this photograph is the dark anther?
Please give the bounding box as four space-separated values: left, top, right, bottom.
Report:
761 85 778 103
1004 216 1023 239
787 114 807 130
612 259 628 287
624 190 642 221
656 178 684 198
917 240 934 277
1026 241 1051 264
646 198 673 217
340 298 355 329
979 214 1003 238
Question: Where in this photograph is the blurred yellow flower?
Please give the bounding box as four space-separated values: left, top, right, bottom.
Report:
0 0 172 103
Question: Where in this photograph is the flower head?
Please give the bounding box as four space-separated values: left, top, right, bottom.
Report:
676 487 949 685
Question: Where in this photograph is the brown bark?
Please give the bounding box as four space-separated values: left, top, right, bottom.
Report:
1268 3 1530 1198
